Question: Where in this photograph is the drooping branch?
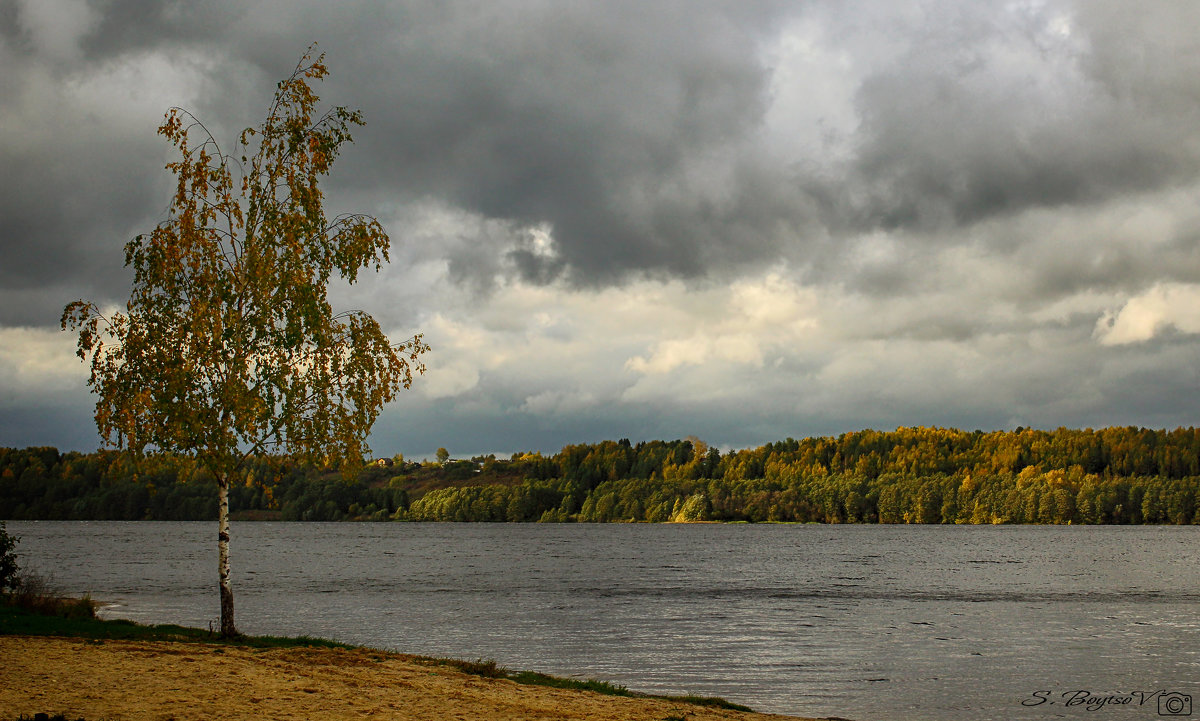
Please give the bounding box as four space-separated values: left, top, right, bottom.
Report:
63 47 428 636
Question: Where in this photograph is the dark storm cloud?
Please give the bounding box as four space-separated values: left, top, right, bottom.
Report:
0 136 153 322
753 0 1200 313
9 0 1200 458
78 0 237 56
798 2 1200 235
5 0 1200 313
0 400 97 452
319 0 1200 302
9 0 1198 310
1 0 804 324
329 1 794 286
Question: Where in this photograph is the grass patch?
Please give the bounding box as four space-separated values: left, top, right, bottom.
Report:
662 695 754 713
435 657 510 678
429 656 753 711
508 669 629 696
429 657 631 695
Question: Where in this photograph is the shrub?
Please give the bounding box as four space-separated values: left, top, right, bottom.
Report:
0 521 18 593
7 570 96 619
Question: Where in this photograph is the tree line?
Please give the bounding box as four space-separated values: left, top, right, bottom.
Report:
3 426 1200 524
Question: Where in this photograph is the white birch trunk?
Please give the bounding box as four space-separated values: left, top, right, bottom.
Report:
217 475 237 636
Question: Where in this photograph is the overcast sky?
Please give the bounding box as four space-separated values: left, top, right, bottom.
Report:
3 0 1200 459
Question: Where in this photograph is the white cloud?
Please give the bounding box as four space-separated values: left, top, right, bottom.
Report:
625 271 819 376
1095 283 1200 345
414 313 491 398
0 326 89 398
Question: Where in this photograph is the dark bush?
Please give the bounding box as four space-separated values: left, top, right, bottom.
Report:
0 521 18 592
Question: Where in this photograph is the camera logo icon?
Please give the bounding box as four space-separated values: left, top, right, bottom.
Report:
1159 692 1192 716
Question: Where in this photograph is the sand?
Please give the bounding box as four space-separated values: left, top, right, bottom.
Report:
0 636 820 721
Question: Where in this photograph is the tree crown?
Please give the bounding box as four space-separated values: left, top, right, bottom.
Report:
63 46 428 478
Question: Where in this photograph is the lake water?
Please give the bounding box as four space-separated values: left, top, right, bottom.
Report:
7 521 1199 720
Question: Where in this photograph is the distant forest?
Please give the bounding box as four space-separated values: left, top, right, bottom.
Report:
3 426 1200 524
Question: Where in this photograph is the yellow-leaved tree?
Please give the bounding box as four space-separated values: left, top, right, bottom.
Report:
62 47 428 636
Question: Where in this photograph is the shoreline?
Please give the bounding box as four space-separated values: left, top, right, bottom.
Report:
1 634 822 721
0 606 825 720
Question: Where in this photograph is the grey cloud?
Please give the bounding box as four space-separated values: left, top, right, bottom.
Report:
7 0 1200 456
1074 1 1200 113
0 124 154 324
0 398 98 451
1 0 805 328
7 0 1200 322
330 1 793 286
79 1 239 57
1004 211 1200 309
207 308 1200 457
804 3 1200 241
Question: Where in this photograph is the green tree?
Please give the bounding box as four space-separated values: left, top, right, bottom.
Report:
61 47 428 636
436 447 450 465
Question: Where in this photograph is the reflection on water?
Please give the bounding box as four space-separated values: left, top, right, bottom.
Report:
9 521 1200 721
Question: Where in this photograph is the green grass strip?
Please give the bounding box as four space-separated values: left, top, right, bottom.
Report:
433 657 753 712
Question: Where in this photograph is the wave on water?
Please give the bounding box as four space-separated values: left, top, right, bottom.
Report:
556 584 1200 604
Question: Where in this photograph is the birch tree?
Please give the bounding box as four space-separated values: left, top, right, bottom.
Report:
62 47 428 636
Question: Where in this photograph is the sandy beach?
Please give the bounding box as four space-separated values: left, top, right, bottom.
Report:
1 635 820 721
